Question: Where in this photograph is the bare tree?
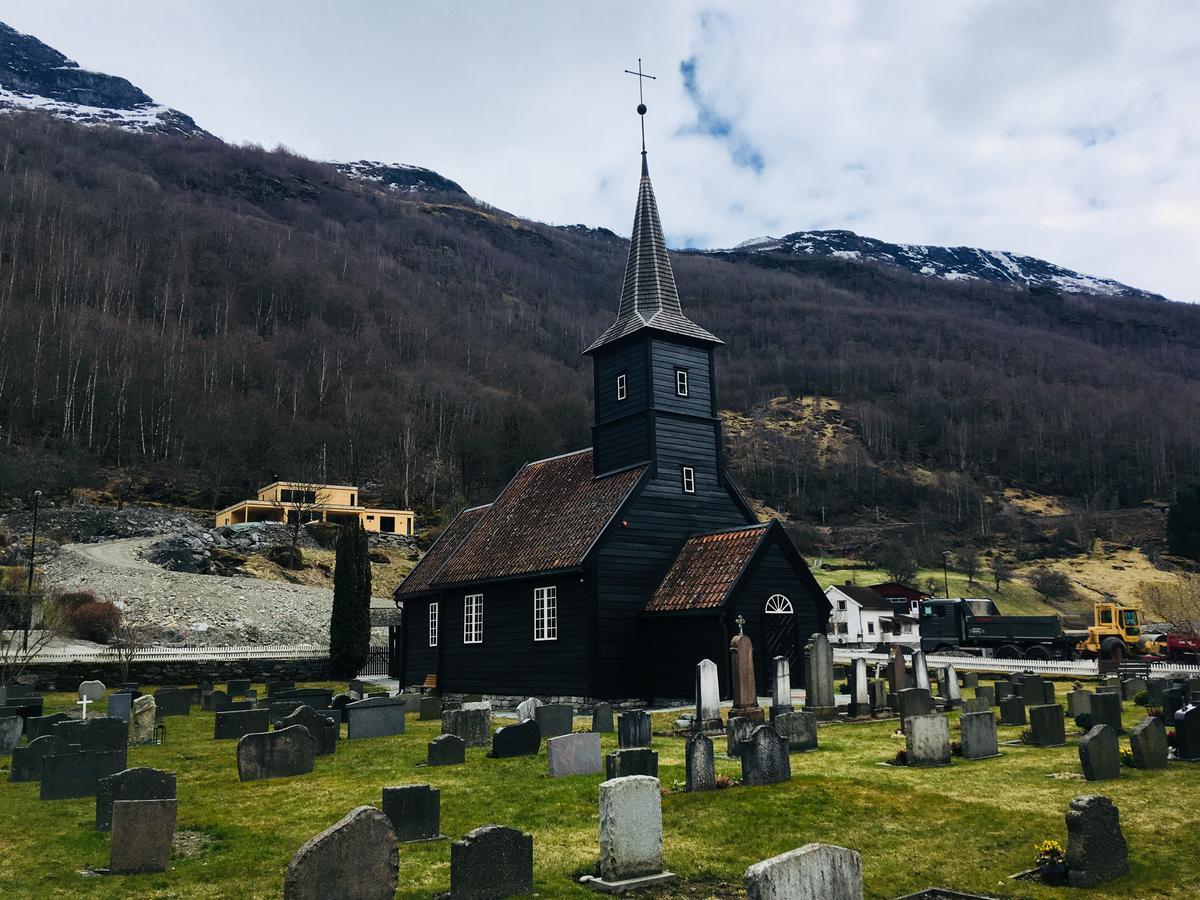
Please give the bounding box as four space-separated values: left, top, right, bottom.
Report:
107 613 151 683
0 569 61 686
990 556 1014 593
271 481 331 551
956 545 980 585
1141 576 1200 637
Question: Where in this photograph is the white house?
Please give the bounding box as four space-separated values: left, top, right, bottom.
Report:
825 583 919 647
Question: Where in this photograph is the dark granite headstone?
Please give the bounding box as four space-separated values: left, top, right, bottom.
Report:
274 688 334 710
1163 687 1186 727
110 799 177 874
533 703 573 740
107 692 133 723
489 719 541 758
1129 716 1168 769
994 681 1013 702
24 712 70 742
279 706 339 755
726 716 757 758
448 825 534 900
53 716 128 752
1175 704 1200 760
427 733 466 766
346 695 407 740
771 710 817 752
441 708 490 747
40 750 125 799
9 734 69 782
998 696 1027 726
266 680 295 696
153 688 192 718
96 766 177 831
975 685 996 707
960 710 999 759
685 733 716 791
1090 691 1123 733
0 715 21 752
330 693 355 723
617 710 651 748
284 806 398 900
1066 795 1129 887
591 702 614 733
201 690 230 712
215 708 271 741
741 725 791 786
419 697 442 720
382 784 442 842
962 672 979 689
227 679 251 697
1145 679 1168 707
605 747 658 779
1028 704 1066 746
897 688 935 733
237 725 317 781
1079 724 1120 781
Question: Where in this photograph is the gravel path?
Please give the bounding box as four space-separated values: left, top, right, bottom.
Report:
43 538 336 645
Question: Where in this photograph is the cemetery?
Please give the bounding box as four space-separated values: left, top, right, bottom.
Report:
1 660 1200 897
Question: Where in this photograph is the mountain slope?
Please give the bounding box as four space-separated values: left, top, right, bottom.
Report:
717 230 1162 301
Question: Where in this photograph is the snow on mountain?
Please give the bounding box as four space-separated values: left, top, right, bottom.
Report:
714 229 1163 301
0 22 209 138
332 160 468 198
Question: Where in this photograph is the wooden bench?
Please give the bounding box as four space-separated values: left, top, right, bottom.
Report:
421 674 438 693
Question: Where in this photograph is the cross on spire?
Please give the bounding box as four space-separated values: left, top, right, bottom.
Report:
624 58 656 153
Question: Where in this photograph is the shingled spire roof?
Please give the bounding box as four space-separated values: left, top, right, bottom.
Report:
584 153 722 354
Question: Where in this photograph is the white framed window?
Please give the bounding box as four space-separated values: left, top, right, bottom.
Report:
464 593 483 644
428 602 439 647
836 599 846 611
681 466 695 494
616 373 627 401
867 621 876 635
534 586 558 641
675 368 689 396
766 594 793 614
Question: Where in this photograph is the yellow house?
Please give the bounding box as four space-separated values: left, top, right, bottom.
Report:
215 482 415 535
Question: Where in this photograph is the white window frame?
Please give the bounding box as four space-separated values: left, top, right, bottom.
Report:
867 620 876 635
681 466 695 494
428 602 439 647
463 593 483 644
837 599 847 611
616 372 627 401
534 586 558 641
675 367 689 397
766 594 793 614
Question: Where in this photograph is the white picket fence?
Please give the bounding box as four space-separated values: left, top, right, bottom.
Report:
832 647 1200 679
27 643 330 664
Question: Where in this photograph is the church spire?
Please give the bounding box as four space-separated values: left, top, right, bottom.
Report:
584 66 722 355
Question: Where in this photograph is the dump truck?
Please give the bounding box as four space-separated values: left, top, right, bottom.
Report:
1074 602 1163 661
918 598 1077 659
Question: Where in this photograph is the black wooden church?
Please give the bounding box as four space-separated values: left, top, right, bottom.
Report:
395 142 829 702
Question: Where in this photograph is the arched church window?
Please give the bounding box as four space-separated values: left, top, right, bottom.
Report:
765 594 793 615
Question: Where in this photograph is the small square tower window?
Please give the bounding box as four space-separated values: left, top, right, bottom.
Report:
616 373 627 401
681 466 696 494
675 368 689 397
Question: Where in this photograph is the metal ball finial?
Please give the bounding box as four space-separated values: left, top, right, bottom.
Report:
637 103 647 116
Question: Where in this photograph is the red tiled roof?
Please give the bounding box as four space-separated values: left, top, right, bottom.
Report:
432 449 645 587
394 504 490 597
643 524 770 613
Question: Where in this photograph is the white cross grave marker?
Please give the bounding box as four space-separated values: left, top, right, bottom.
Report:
77 694 92 720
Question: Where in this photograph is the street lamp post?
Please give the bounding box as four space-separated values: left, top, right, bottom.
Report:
941 550 951 599
23 490 41 652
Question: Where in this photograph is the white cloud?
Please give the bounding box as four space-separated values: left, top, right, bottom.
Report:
0 0 1196 299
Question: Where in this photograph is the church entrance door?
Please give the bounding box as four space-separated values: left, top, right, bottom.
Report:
761 594 797 690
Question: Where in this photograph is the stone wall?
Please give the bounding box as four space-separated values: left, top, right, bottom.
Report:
18 656 332 690
437 692 656 713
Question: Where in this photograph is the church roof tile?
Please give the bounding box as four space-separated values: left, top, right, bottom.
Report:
643 523 771 613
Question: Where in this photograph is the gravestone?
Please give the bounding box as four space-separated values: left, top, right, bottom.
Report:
1090 691 1123 733
419 696 442 720
741 725 791 786
331 693 355 722
215 708 270 741
25 712 70 742
0 715 21 752
202 689 230 712
849 657 870 717
886 646 907 695
771 710 818 752
771 655 794 717
79 679 106 703
274 688 334 709
975 684 995 707
54 716 128 752
392 691 421 714
695 659 723 732
153 688 191 718
1121 677 1147 701
442 707 490 747
867 679 887 715
993 681 1013 702
40 750 124 799
131 695 157 744
939 665 962 708
1163 688 1186 727
959 710 999 759
1019 674 1044 703
744 843 863 900
548 732 602 777
280 706 339 755
1129 717 1168 770
685 733 716 791
346 695 407 740
96 767 176 831
284 806 398 900
1067 690 1092 719
910 650 930 691
227 679 251 697
617 710 651 748
587 775 675 892
962 672 978 690
998 696 1027 726
1145 679 1168 707
534 703 573 740
1041 682 1056 705
906 714 951 767
804 633 835 717
9 734 69 782
730 633 765 722
515 697 542 723
266 680 295 696
382 784 442 842
962 697 990 714
592 702 614 733
107 692 133 723
1079 724 1120 781
1066 795 1129 888
237 725 317 781
448 825 534 900
606 747 659 779
490 719 541 758
1028 704 1066 746
1175 705 1200 760
727 716 757 758
110 799 176 874
897 688 935 733
427 733 466 766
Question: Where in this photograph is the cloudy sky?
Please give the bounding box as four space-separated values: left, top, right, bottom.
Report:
3 1 1197 300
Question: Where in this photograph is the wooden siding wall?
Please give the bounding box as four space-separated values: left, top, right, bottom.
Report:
402 597 439 687
593 336 652 474
649 340 713 417
641 615 729 701
594 415 650 477
432 576 592 696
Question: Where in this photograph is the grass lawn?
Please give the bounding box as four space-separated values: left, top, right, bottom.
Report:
0 685 1195 898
